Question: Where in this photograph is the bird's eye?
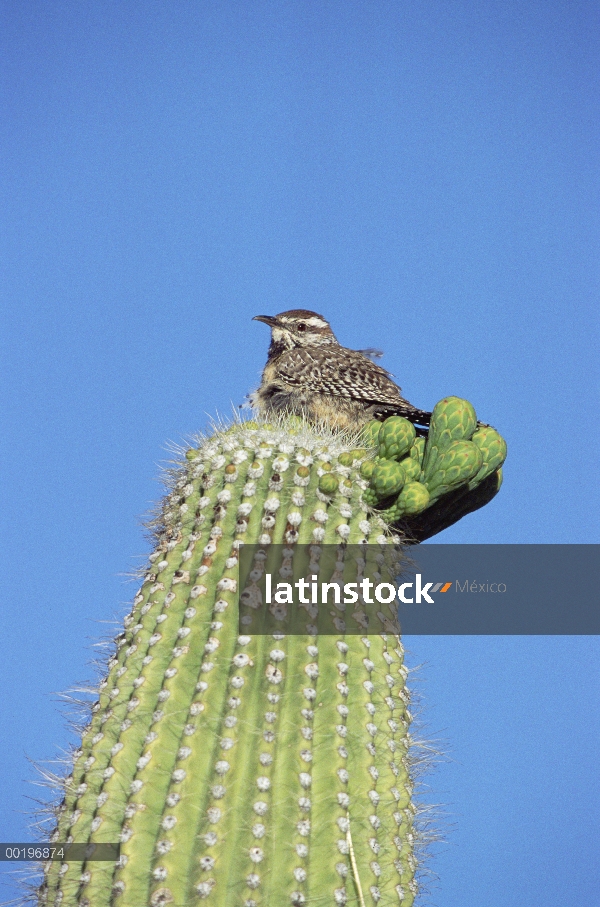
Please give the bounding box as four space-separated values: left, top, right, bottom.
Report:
297 323 307 332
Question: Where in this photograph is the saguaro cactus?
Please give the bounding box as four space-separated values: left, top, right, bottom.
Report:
38 400 505 907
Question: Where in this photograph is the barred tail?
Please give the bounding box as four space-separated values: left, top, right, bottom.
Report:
393 403 432 431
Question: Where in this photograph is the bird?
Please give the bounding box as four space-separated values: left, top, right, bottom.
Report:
251 309 432 432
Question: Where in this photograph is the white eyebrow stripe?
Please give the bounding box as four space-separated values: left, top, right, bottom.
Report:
304 316 328 327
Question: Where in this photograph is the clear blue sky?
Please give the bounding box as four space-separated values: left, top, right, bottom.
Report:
1 2 599 905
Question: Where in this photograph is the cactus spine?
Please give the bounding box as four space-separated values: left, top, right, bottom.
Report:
40 419 419 907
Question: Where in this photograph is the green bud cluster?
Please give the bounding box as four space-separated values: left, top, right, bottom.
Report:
359 397 507 532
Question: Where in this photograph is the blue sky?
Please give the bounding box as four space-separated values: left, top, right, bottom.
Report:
1 2 599 905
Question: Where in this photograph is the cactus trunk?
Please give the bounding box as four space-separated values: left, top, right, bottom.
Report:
40 401 505 906
40 419 419 907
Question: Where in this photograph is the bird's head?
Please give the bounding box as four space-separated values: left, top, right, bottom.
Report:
253 310 337 354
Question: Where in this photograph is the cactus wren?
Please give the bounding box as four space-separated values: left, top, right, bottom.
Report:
251 309 432 432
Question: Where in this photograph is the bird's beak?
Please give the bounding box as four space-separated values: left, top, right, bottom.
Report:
252 314 278 327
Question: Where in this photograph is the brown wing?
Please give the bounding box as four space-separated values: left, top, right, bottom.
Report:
275 345 405 406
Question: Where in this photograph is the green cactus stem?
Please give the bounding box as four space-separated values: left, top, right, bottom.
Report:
39 419 423 907
39 399 506 906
